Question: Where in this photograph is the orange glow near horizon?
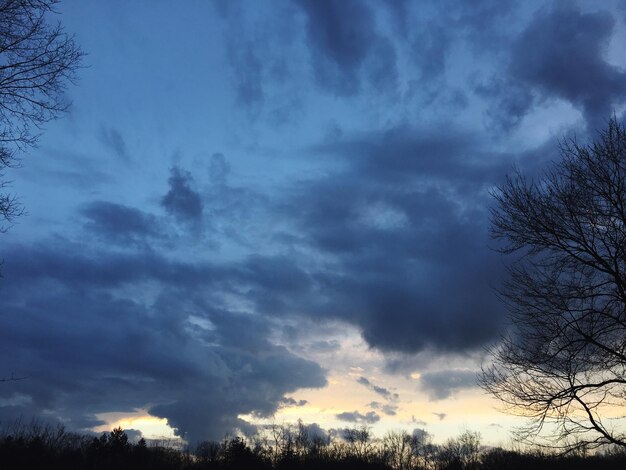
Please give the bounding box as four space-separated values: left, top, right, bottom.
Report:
92 327 528 446
94 410 178 440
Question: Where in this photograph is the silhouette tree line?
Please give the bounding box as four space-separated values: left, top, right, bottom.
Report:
2 0 626 462
2 420 626 470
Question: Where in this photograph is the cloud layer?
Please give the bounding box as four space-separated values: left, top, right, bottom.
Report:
0 226 326 442
2 0 625 443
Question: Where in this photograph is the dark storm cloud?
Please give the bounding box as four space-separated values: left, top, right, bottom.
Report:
9 1 615 443
0 236 326 443
272 125 509 354
81 201 159 245
309 126 508 184
481 4 626 131
294 0 398 96
418 369 478 400
62 127 522 373
513 4 625 129
161 166 203 223
238 254 311 294
280 397 308 407
336 410 380 424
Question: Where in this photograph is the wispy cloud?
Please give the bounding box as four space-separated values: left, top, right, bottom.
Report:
336 411 381 424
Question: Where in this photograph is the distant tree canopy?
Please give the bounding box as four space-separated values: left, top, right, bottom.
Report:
483 117 626 452
3 421 626 470
0 0 83 230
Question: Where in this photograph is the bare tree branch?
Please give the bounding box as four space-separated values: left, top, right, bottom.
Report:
0 0 83 232
481 117 626 452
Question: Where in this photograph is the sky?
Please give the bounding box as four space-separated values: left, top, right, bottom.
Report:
1 0 626 447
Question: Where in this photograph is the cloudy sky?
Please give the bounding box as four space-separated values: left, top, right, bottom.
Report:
1 0 626 446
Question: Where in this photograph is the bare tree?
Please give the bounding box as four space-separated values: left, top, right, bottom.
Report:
381 429 434 470
382 430 414 470
436 430 481 470
482 118 626 452
342 426 374 461
0 0 83 230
